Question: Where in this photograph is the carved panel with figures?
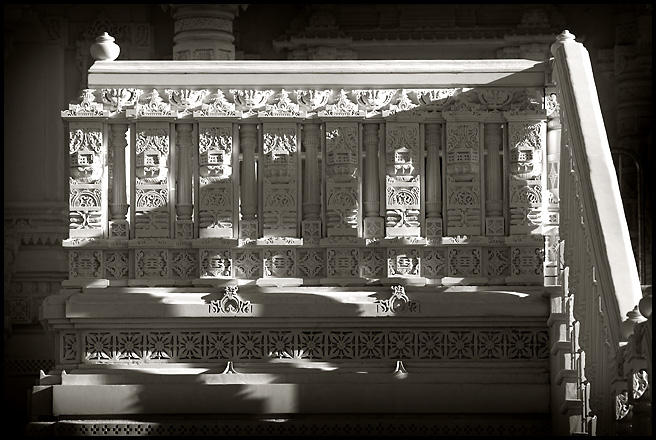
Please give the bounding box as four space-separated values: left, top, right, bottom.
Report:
385 123 421 237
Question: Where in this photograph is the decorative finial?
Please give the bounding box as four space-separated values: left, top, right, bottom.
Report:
90 32 120 61
550 30 576 57
557 30 576 42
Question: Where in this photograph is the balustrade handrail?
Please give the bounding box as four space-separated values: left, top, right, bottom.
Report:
550 31 643 344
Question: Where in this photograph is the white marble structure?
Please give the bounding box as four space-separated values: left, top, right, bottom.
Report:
25 28 651 437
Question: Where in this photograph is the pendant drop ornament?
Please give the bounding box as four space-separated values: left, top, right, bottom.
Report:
90 32 120 61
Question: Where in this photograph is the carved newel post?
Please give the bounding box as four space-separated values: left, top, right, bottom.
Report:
363 123 383 239
109 124 129 238
239 124 258 239
425 123 443 241
302 123 321 245
175 123 194 238
485 123 504 236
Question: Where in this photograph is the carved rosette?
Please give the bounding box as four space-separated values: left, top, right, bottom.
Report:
325 123 360 237
68 123 104 237
385 123 421 237
261 124 298 237
135 123 170 238
444 121 482 236
198 123 234 238
507 119 546 235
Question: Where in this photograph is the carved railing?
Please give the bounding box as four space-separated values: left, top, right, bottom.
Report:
549 31 651 435
60 60 556 289
38 40 567 427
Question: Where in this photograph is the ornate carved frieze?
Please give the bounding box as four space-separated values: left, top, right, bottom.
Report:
421 248 447 279
297 248 325 279
135 123 170 237
318 89 364 118
198 123 234 238
127 89 176 118
387 248 421 278
68 122 105 237
165 89 210 115
444 119 482 236
385 123 421 237
62 89 109 118
101 88 142 113
76 326 549 363
69 249 103 279
232 249 263 279
325 122 360 237
383 90 419 117
200 249 232 278
359 248 386 279
259 89 303 118
261 124 298 237
263 248 296 278
327 248 359 278
231 89 275 117
193 90 238 118
508 244 545 283
446 247 482 279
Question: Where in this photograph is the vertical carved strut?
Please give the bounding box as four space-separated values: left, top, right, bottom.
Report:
175 123 194 238
109 124 129 239
425 123 443 239
239 123 258 239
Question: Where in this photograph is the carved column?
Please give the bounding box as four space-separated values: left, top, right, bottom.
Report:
171 4 243 60
363 123 383 239
175 123 193 239
109 124 129 239
425 123 442 241
302 123 321 245
239 123 258 239
484 122 504 236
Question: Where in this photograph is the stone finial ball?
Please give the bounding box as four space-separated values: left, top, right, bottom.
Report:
90 32 120 61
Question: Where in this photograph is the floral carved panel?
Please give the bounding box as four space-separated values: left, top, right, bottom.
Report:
68 123 104 237
325 122 360 237
198 123 234 238
261 124 298 237
445 122 482 236
508 121 545 235
135 123 170 238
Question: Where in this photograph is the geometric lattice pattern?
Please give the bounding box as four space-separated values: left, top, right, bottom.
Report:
81 327 549 363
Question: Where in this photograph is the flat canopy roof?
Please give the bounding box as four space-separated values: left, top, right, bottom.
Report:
88 59 547 89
